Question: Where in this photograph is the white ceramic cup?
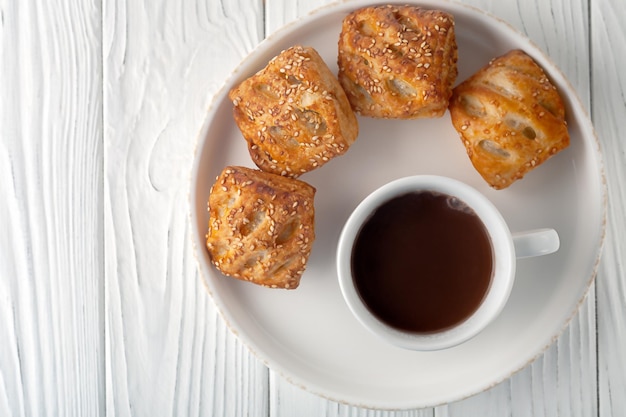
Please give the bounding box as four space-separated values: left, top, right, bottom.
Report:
336 175 560 351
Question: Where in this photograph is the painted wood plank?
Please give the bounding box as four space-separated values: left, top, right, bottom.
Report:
264 0 338 35
0 1 104 416
591 0 626 415
102 0 268 416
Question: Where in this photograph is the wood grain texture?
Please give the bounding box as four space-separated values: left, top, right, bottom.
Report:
0 1 103 416
1 0 622 415
102 0 267 416
264 0 337 35
592 0 626 415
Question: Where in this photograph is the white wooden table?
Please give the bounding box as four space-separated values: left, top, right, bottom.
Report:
1 0 624 415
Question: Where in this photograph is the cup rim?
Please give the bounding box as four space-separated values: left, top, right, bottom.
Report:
336 175 516 351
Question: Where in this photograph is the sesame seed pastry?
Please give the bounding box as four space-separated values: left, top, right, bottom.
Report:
337 5 457 119
229 45 358 178
448 49 570 189
206 166 316 289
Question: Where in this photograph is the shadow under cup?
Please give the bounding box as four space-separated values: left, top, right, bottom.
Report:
336 175 518 351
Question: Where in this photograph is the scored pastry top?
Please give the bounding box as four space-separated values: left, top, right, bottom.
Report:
229 45 358 178
449 49 570 189
338 5 458 119
206 166 316 289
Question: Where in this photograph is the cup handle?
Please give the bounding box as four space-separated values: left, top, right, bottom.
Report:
512 228 560 259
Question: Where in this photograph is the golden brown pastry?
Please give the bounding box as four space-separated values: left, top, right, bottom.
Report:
448 49 570 189
229 45 358 178
206 166 316 289
337 5 457 118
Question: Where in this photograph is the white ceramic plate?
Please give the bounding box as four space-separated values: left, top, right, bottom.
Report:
190 0 606 409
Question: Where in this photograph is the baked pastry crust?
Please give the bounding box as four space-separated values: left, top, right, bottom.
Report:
449 49 570 189
337 5 457 118
229 45 358 177
206 166 316 289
